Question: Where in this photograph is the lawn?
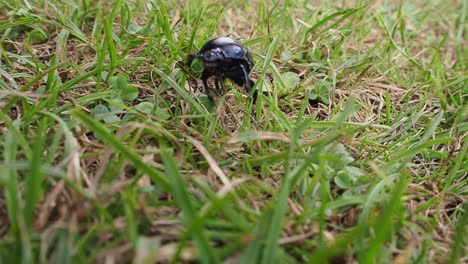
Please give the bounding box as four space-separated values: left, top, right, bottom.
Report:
0 0 466 263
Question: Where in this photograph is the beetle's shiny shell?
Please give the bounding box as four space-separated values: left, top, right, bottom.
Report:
187 36 256 101
198 37 247 60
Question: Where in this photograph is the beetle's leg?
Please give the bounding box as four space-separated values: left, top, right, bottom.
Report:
215 75 225 95
215 79 222 94
240 63 257 102
226 70 245 87
202 79 215 102
239 64 250 92
201 70 215 102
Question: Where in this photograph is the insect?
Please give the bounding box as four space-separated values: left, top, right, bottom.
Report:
187 37 255 101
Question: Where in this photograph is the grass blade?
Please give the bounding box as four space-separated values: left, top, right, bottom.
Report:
160 148 217 264
73 110 170 190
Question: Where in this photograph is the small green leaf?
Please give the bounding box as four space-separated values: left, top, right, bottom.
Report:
334 166 365 189
309 92 318 100
310 80 330 104
154 108 170 120
281 50 293 62
277 72 300 96
282 72 300 88
343 166 365 180
36 86 46 94
108 73 129 90
309 49 322 60
103 114 120 123
101 71 110 80
91 104 109 117
91 104 120 123
27 29 48 44
135 102 155 114
335 171 352 189
121 85 139 101
109 97 125 113
326 143 354 169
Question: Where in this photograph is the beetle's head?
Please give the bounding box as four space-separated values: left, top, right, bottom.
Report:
202 48 224 62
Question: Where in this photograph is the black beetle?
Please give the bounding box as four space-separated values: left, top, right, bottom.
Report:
187 37 255 101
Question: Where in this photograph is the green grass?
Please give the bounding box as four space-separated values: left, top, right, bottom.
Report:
0 0 466 263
